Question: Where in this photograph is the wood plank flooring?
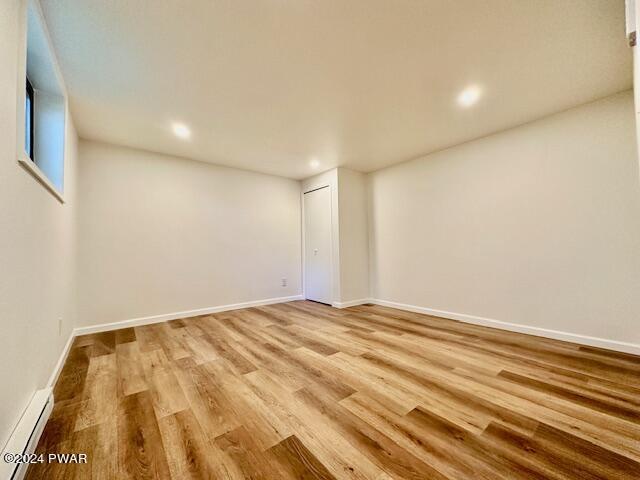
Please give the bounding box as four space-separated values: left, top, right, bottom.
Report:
27 301 640 479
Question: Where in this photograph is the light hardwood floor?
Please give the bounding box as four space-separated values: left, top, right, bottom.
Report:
27 301 640 479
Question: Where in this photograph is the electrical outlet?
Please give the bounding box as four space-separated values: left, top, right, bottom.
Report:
281 278 287 287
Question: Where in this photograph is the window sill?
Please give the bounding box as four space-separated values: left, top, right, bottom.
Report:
18 156 65 204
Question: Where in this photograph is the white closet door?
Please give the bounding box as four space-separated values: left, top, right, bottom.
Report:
304 186 332 304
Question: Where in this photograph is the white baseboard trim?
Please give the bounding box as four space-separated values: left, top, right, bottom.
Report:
73 295 304 336
332 298 373 309
47 331 76 388
370 299 640 356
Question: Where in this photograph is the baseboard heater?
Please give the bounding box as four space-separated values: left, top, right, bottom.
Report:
1 388 53 480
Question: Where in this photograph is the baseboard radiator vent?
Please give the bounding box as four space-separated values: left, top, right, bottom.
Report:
1 388 53 480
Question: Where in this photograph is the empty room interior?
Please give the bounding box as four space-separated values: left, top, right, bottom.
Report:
3 0 640 479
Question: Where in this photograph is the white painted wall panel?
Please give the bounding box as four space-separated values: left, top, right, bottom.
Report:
368 91 640 345
76 141 302 326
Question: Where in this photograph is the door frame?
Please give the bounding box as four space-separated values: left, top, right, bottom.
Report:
301 184 334 305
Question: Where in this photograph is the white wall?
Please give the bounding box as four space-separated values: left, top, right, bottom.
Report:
0 0 78 449
634 32 640 177
76 141 302 326
369 91 640 347
337 168 369 303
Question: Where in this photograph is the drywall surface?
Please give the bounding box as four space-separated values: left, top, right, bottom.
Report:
337 168 369 302
0 0 78 449
76 141 302 326
368 91 640 345
634 34 640 178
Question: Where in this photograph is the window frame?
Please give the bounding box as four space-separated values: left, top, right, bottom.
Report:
16 0 68 204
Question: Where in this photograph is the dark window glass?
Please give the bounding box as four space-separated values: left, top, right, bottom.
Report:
25 77 34 161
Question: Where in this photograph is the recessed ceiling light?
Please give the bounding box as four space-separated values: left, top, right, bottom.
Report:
172 122 191 139
310 159 320 169
457 85 482 108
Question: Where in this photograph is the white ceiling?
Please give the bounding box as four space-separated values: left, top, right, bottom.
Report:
40 0 632 179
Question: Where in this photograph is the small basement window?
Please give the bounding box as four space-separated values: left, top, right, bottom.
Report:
17 0 67 202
